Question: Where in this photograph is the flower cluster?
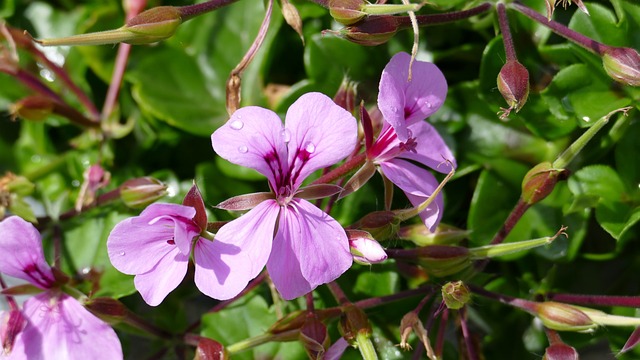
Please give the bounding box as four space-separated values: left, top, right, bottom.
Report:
104 53 454 304
0 216 122 359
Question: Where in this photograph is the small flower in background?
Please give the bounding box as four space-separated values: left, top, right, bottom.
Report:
211 92 357 300
107 185 255 306
368 52 456 231
0 216 122 360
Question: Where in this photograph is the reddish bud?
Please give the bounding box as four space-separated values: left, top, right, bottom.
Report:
543 343 579 360
333 78 358 114
497 60 530 119
339 16 399 46
413 245 471 277
83 297 127 324
349 210 400 241
521 162 568 205
602 47 640 87
10 96 54 122
119 177 167 208
194 338 228 360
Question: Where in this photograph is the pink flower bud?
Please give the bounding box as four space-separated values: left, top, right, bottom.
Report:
602 47 640 87
194 338 228 360
543 343 579 360
333 78 358 114
83 297 128 324
497 60 530 118
347 230 387 265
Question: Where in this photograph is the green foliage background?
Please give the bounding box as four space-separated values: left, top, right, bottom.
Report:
1 0 639 358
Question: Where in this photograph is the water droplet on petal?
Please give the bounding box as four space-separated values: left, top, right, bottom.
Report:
426 102 432 109
238 145 248 153
390 106 398 113
230 120 244 130
305 142 316 153
119 251 125 256
281 128 291 143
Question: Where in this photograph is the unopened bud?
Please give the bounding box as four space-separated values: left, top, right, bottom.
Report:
521 162 568 205
300 315 330 359
119 177 167 208
536 302 597 332
333 78 358 114
413 245 471 277
441 281 471 310
329 0 367 25
347 230 387 265
1 310 25 355
338 16 399 46
10 96 54 122
497 60 530 119
602 47 640 87
83 297 127 324
350 210 401 241
194 338 228 360
37 6 182 46
543 343 579 360
398 223 470 246
339 304 371 343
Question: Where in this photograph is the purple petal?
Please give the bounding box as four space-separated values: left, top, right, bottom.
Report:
14 292 122 360
285 92 358 189
378 52 447 142
107 203 200 275
399 121 457 173
212 200 279 280
0 216 54 289
325 337 350 360
133 246 189 306
193 238 253 300
211 107 289 189
380 159 444 231
267 199 352 300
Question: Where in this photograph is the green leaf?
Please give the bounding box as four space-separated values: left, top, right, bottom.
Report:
353 271 399 297
201 294 306 360
569 3 626 47
128 47 226 136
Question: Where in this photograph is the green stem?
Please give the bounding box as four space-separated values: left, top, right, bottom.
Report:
356 331 379 360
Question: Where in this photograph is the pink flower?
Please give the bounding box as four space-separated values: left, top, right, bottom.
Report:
211 92 357 300
0 216 122 360
369 52 456 231
107 201 254 306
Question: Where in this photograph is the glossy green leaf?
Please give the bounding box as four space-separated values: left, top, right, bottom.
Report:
353 271 399 297
128 47 226 136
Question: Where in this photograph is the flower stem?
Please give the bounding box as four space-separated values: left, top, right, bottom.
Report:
327 281 350 305
497 3 517 62
459 307 479 360
547 293 640 308
356 331 379 360
511 2 608 55
409 3 493 28
312 152 366 185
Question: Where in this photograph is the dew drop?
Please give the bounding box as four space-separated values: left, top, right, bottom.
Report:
230 120 244 130
426 102 432 109
305 142 316 153
390 106 399 113
581 116 591 122
281 128 291 143
238 145 248 153
119 251 126 256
